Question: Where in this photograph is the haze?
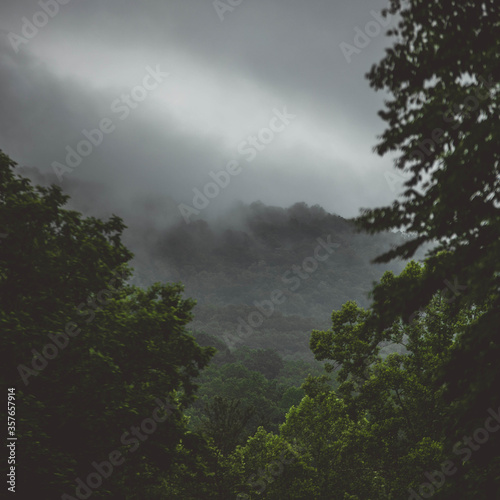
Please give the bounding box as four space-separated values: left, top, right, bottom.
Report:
0 0 403 223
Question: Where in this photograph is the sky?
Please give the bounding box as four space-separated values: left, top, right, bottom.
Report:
0 0 404 224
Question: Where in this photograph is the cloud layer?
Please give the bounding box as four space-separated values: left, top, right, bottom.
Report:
0 0 401 220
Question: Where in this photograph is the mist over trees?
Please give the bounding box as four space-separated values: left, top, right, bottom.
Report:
2 0 499 498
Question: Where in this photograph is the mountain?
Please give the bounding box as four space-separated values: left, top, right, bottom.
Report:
129 201 426 359
13 166 427 359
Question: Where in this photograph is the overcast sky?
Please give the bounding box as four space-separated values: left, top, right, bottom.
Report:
0 0 402 222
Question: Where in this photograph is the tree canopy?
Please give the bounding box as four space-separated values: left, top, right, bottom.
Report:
352 0 500 496
0 150 214 498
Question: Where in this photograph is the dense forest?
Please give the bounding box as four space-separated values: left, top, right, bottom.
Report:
20 168 427 359
134 201 426 358
2 0 500 498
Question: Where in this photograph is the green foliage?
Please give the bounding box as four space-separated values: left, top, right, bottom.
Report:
188 360 295 438
352 1 500 496
199 396 256 454
232 346 285 380
135 200 420 359
306 260 496 497
3 1 499 495
230 427 315 499
0 151 214 498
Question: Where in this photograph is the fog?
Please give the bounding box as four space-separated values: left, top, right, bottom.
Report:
0 0 403 225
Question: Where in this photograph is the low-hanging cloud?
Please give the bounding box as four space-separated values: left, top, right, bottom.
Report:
1 0 399 223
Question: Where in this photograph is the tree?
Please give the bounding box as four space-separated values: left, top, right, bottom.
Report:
235 347 284 380
309 264 484 497
352 1 500 496
0 151 214 498
200 396 256 455
188 361 287 437
229 427 313 499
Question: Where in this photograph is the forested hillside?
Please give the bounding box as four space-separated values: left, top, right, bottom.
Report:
129 201 425 358
2 0 499 498
15 166 422 358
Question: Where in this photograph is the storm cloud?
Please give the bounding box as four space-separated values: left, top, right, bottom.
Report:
0 0 401 221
